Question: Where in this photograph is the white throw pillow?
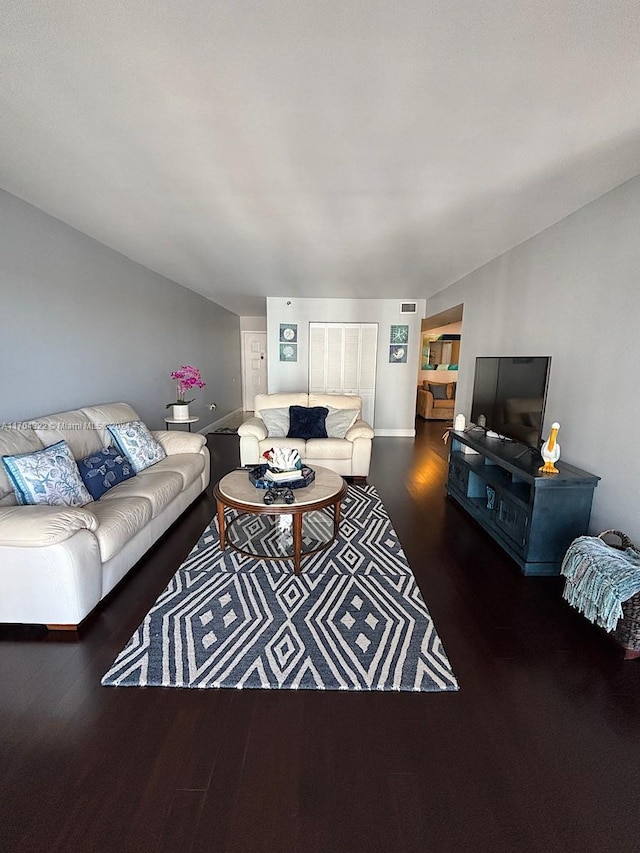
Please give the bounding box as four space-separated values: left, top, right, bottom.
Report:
325 407 359 439
260 407 290 437
107 421 167 473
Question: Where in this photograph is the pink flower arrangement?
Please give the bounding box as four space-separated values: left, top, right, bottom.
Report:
167 365 206 407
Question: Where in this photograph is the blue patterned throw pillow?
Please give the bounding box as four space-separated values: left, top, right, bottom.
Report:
107 421 166 473
2 440 93 507
77 446 136 500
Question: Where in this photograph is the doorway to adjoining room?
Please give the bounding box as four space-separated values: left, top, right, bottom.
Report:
417 304 463 422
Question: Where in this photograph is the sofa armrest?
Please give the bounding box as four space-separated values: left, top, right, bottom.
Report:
416 389 434 419
0 505 98 547
238 417 268 441
151 430 206 455
345 420 375 441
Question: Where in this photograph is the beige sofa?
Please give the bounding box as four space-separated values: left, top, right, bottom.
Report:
238 393 374 477
0 402 210 629
416 379 456 421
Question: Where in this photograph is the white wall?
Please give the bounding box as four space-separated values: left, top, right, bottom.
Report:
266 297 426 434
421 321 463 335
426 175 640 540
240 316 267 331
0 191 242 428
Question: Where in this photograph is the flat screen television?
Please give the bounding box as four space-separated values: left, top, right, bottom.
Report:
470 356 551 448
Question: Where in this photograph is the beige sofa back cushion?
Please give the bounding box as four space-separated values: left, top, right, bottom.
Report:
254 393 308 417
82 402 141 448
308 394 362 413
34 409 104 459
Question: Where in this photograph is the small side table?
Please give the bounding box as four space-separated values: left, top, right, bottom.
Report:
164 416 200 432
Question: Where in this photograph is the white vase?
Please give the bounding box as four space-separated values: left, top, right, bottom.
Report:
172 403 190 421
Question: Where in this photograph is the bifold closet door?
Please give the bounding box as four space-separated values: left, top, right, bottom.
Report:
308 323 377 425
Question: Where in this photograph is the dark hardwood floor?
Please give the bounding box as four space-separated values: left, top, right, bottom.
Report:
1 421 640 853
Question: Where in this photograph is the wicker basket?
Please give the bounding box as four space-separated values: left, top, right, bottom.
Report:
598 530 640 659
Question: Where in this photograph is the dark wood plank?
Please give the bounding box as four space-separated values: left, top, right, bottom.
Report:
1 423 640 853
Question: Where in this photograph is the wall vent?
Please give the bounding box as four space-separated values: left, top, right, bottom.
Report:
399 301 417 314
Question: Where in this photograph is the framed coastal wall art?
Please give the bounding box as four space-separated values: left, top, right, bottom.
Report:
279 323 298 361
280 323 297 343
389 324 409 363
279 343 297 362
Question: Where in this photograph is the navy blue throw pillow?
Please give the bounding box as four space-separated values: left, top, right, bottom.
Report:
287 406 329 440
77 446 136 500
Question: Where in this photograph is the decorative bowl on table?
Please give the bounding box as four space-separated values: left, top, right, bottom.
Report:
249 464 315 490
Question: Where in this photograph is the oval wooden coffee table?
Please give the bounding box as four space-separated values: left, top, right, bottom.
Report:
214 465 348 575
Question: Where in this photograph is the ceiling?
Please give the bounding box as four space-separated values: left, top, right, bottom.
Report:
2 2 640 316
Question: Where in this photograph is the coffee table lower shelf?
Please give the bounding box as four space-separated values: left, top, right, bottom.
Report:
214 466 348 575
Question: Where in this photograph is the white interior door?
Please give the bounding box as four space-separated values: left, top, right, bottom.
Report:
242 331 267 410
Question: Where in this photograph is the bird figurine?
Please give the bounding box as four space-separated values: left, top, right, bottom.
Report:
539 422 561 474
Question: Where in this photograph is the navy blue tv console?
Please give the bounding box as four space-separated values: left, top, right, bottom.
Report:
446 428 600 576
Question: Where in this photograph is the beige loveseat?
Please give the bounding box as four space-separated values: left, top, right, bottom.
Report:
0 402 210 629
238 393 374 478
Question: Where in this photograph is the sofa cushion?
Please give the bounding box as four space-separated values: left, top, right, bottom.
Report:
288 406 328 440
34 409 104 459
0 427 44 505
107 421 167 473
254 393 308 417
261 407 290 437
86 496 153 562
101 469 183 518
433 399 454 409
2 440 94 507
305 438 353 460
77 446 136 501
144 453 205 489
258 438 306 459
325 407 359 439
82 403 141 447
308 394 361 412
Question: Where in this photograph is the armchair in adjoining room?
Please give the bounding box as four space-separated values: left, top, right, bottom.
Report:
416 380 456 421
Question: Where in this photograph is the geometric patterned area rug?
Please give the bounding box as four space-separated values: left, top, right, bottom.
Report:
101 485 459 692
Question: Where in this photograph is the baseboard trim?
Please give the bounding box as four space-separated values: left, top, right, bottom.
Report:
374 429 416 437
199 408 244 434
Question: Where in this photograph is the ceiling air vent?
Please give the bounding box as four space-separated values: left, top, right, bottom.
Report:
400 301 417 314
